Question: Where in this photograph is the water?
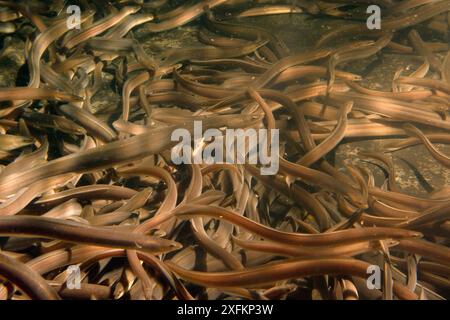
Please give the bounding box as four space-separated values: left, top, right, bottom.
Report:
0 0 449 301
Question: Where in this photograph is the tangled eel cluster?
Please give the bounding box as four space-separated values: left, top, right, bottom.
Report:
0 0 449 300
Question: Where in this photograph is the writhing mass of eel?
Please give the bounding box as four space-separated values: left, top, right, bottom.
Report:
0 0 449 300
